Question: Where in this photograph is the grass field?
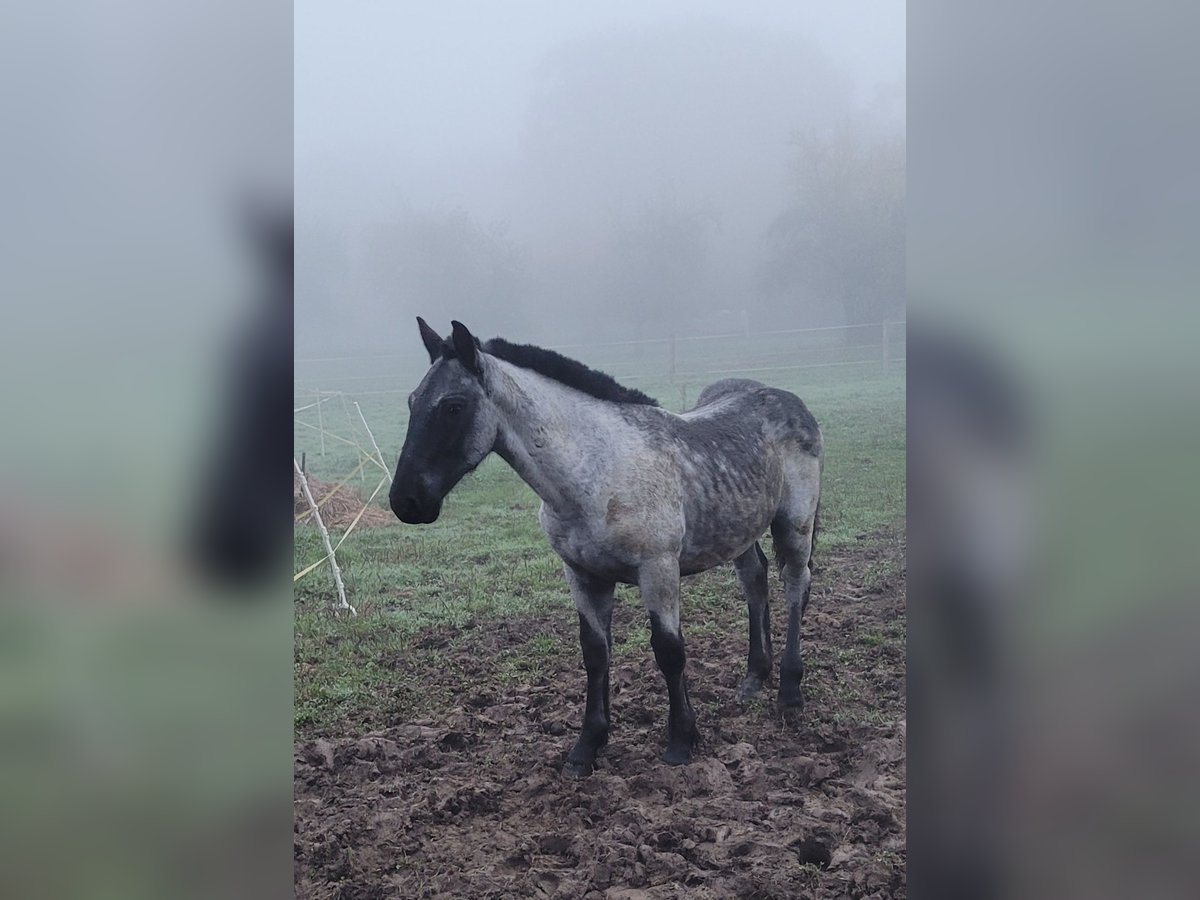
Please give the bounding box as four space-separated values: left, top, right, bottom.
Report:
293 350 906 898
294 364 904 735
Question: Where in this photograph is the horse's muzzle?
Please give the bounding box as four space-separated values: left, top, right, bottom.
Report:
390 489 442 524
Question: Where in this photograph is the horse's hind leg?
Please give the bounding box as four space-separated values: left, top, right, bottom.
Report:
734 541 772 701
771 505 817 716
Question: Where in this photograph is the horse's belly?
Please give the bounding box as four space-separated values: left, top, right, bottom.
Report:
678 526 770 575
559 541 640 584
678 500 777 575
539 470 778 582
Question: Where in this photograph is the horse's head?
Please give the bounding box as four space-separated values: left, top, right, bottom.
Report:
389 318 498 524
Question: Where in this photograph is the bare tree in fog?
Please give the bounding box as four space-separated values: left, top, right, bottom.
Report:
295 9 904 351
364 208 531 335
600 192 719 338
763 119 905 329
514 21 852 341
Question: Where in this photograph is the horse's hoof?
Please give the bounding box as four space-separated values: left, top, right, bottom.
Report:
736 674 765 703
661 745 692 766
562 758 594 779
778 673 804 712
662 728 698 766
780 701 804 727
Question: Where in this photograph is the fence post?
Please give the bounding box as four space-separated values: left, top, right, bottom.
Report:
669 335 677 384
316 390 326 456
881 321 890 374
339 392 364 484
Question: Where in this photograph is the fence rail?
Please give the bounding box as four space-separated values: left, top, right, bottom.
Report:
295 320 906 398
296 320 904 364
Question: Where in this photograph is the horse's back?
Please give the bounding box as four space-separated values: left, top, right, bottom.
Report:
689 378 822 459
693 377 770 407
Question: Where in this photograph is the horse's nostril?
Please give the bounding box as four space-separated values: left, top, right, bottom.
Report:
390 492 420 521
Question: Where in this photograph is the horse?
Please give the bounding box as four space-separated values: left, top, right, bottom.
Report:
390 319 823 777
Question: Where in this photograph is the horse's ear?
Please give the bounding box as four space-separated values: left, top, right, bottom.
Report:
450 320 481 374
417 316 443 364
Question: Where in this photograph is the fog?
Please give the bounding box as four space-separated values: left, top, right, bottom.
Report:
295 2 905 354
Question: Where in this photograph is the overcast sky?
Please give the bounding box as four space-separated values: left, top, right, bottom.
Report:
296 2 903 214
297 3 903 150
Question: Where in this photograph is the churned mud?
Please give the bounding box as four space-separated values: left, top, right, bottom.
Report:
295 530 905 899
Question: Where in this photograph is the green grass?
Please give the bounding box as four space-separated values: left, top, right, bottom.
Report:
495 633 564 684
295 366 904 734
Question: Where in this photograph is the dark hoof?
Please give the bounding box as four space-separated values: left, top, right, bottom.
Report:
662 725 699 766
736 673 767 703
778 666 804 712
661 744 693 766
562 758 594 779
780 699 804 727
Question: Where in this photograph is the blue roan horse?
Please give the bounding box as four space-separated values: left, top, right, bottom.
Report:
390 320 823 777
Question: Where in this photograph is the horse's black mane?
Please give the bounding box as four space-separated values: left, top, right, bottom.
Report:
440 336 658 406
485 338 659 406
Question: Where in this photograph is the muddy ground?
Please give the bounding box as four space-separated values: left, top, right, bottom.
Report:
295 530 905 899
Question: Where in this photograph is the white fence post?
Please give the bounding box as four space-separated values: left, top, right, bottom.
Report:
338 393 365 484
882 321 891 374
354 401 390 482
316 389 326 456
293 457 354 615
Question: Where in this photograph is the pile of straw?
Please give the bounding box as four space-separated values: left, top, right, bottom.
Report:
294 472 393 529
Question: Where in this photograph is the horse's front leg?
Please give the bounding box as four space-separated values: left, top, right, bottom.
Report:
562 565 615 778
640 556 699 766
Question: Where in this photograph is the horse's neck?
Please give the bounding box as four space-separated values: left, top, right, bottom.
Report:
486 358 618 514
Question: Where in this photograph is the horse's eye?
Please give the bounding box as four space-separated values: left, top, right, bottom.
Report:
443 400 464 416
